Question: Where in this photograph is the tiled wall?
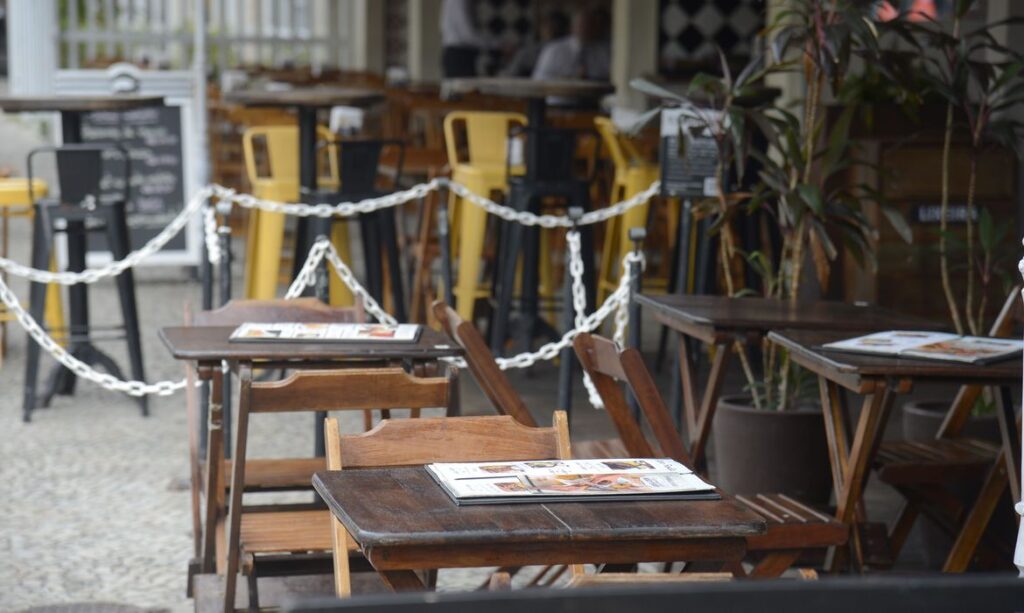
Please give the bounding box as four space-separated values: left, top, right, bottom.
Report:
659 0 765 76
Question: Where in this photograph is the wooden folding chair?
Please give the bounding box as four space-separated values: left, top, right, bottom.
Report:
184 298 364 586
323 412 571 596
875 288 1023 571
432 300 628 459
223 366 453 610
574 333 847 578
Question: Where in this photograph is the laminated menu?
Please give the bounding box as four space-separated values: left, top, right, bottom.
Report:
822 331 1023 364
229 322 421 343
425 458 718 505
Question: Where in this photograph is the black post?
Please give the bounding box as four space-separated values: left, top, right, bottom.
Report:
626 227 646 420
217 227 233 459
437 187 455 306
314 234 330 457
557 207 584 425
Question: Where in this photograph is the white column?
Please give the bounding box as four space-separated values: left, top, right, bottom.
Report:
350 0 385 73
610 0 658 111
407 0 441 82
7 0 59 95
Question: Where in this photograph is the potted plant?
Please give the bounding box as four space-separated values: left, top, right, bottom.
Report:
633 1 916 504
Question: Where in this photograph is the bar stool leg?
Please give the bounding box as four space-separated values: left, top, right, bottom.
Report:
490 185 527 355
106 202 148 416
23 210 52 422
378 208 407 322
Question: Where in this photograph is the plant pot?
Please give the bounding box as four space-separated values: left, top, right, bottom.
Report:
901 400 1001 443
900 399 1012 570
712 396 833 506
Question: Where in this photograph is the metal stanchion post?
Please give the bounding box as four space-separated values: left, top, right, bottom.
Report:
216 226 234 458
313 234 329 457
437 189 455 306
557 207 584 424
626 227 646 419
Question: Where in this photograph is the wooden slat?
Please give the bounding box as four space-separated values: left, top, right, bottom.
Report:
250 368 449 413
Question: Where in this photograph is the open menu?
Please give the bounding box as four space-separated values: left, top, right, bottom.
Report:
822 331 1023 365
229 322 421 343
425 458 718 506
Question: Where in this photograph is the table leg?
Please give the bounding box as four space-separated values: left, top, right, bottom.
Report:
830 381 895 572
689 341 732 473
201 373 225 573
943 453 1009 572
678 335 698 436
379 570 428 592
819 378 851 503
223 364 252 612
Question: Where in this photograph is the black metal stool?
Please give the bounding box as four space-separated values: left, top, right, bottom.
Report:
490 126 599 356
298 138 408 322
23 144 147 422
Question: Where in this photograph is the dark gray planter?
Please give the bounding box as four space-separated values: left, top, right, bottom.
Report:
712 396 832 506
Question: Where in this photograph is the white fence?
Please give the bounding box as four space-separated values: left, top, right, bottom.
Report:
58 0 353 71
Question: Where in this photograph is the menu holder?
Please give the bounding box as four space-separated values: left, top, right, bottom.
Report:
230 322 422 343
821 330 1023 365
426 458 719 506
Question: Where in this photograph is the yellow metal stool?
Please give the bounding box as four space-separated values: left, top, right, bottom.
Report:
594 117 662 304
0 178 66 364
443 111 527 321
241 125 355 305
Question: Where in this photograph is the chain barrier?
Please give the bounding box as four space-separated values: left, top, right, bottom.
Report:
0 273 190 396
566 230 604 409
0 186 215 285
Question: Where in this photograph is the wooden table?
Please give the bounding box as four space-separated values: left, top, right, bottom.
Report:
161 324 463 605
0 95 167 417
636 294 943 469
313 466 765 591
767 329 1021 571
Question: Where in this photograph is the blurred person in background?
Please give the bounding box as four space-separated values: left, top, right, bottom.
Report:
440 0 487 78
531 8 611 81
500 10 570 78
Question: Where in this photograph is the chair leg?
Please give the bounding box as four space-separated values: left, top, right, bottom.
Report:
23 211 51 422
248 209 287 300
490 195 525 354
944 458 1009 572
246 562 260 612
106 203 147 416
748 550 803 578
379 208 407 322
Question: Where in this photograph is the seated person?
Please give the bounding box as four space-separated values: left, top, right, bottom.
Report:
531 8 611 82
500 10 570 78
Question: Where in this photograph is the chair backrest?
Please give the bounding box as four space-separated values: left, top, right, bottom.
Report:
573 333 692 464
594 117 644 173
328 139 405 196
432 301 537 427
250 367 451 414
191 297 364 327
27 143 129 207
326 412 569 469
443 111 527 168
241 125 339 189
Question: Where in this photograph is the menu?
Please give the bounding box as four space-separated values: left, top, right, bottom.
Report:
230 322 421 343
822 331 1023 364
426 458 718 506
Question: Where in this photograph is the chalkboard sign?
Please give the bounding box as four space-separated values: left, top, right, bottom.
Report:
80 106 188 254
660 107 722 199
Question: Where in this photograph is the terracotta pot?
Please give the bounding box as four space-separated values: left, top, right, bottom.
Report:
712 396 832 506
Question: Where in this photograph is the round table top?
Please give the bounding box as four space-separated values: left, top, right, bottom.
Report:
443 77 615 100
0 95 165 113
223 86 385 109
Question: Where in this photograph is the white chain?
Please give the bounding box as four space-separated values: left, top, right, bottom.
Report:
0 273 190 396
566 230 604 409
284 237 398 326
0 186 215 284
447 179 660 228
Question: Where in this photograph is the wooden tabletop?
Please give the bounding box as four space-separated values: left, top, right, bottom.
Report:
768 329 1022 391
0 95 166 113
223 86 385 109
443 77 615 100
313 467 764 570
637 294 945 338
159 325 461 363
